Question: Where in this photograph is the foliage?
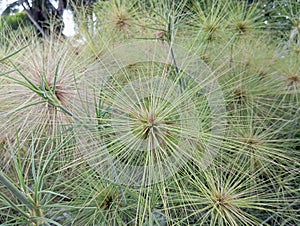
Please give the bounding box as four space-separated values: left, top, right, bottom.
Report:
1 0 97 37
0 12 30 30
0 0 299 225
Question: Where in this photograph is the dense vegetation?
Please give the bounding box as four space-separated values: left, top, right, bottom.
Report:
0 0 299 225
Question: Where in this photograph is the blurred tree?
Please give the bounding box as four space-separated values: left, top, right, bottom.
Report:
0 11 30 30
1 0 97 37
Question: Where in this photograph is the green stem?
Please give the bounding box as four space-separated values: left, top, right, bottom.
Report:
0 171 34 209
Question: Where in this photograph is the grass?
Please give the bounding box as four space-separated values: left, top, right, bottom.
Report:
0 0 299 225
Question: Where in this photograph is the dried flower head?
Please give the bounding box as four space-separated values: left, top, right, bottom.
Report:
0 38 87 145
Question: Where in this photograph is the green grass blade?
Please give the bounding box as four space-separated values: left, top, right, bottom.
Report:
0 171 34 209
0 45 28 62
0 192 29 218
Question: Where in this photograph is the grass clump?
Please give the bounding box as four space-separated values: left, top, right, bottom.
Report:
0 0 299 225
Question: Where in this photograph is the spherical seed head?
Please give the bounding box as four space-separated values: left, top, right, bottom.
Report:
0 38 88 144
287 74 300 88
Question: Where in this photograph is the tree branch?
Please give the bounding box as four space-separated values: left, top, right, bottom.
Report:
18 0 48 39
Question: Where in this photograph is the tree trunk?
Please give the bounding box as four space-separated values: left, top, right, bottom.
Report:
19 0 65 37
